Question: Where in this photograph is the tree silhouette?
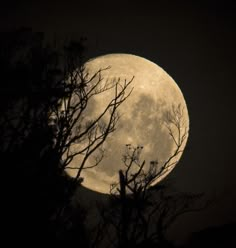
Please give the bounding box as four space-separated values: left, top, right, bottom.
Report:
1 28 132 243
93 105 208 248
0 28 79 243
49 56 133 179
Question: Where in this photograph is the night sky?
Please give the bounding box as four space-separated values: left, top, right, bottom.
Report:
1 0 236 243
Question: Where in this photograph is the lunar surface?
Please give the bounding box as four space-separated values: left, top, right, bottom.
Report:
65 54 189 194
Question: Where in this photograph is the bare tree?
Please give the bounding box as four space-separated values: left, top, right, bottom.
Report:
1 31 133 182
92 105 208 248
47 58 134 187
110 103 188 195
1 30 133 243
48 53 134 225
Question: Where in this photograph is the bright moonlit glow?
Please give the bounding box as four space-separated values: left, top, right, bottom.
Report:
66 54 189 194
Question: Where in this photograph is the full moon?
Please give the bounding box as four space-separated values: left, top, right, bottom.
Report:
66 54 189 194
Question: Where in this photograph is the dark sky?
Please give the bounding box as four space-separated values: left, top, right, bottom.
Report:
1 0 236 243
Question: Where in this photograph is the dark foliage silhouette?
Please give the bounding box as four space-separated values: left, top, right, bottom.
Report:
1 28 132 244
